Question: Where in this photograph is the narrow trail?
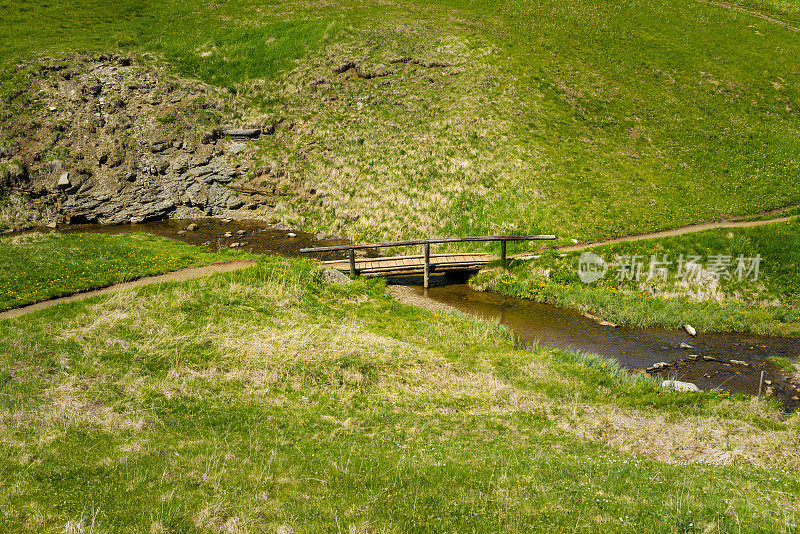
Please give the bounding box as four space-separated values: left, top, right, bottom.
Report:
691 0 800 31
0 260 256 320
557 216 792 253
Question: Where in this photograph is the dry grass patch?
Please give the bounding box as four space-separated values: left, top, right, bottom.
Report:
555 402 800 468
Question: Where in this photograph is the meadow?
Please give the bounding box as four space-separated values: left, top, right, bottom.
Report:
2 253 799 532
0 232 243 310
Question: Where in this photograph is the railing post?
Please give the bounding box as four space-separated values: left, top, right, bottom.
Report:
349 249 356 276
500 239 507 266
423 241 431 289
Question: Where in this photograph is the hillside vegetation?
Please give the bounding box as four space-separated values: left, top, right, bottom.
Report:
2 0 800 242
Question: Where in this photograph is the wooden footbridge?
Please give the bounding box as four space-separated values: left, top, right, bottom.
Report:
300 235 556 288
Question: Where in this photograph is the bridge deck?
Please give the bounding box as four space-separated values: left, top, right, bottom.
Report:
322 253 496 277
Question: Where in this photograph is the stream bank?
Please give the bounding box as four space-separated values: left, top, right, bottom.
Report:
34 218 800 409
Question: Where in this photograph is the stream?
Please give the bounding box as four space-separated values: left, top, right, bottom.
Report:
54 218 800 410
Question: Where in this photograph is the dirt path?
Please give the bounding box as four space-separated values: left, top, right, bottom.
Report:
557 216 793 253
0 260 256 320
691 0 799 30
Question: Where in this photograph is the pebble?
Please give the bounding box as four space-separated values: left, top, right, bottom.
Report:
686 354 699 361
703 355 717 361
680 342 693 349
730 360 749 367
652 362 671 369
287 232 297 238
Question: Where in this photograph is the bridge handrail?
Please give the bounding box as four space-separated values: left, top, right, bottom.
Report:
299 235 556 253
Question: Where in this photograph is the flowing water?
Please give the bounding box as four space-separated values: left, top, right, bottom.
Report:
48 218 800 409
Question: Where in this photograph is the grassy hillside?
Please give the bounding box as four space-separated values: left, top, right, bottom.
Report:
472 217 800 334
0 233 244 310
2 0 800 242
2 255 799 531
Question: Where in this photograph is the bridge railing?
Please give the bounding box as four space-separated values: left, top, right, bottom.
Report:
300 235 556 287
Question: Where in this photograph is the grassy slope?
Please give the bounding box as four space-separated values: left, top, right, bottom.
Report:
0 232 243 310
471 218 800 334
2 0 800 243
2 255 800 532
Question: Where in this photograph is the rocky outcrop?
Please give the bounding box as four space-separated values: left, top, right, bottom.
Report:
0 54 295 230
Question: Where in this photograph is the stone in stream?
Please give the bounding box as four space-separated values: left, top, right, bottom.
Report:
765 386 775 397
686 354 699 361
730 360 749 367
662 380 700 392
702 355 717 361
186 223 198 231
680 342 693 349
684 324 697 336
287 232 297 238
652 362 671 369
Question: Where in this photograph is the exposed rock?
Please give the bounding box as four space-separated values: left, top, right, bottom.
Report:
0 54 285 230
322 268 351 284
684 324 697 336
730 360 749 367
187 223 198 231
679 342 693 349
686 354 699 361
287 232 297 238
222 128 261 138
702 355 717 361
652 362 671 369
765 386 775 397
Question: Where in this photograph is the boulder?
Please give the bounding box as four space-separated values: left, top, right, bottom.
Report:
322 268 351 284
662 380 700 392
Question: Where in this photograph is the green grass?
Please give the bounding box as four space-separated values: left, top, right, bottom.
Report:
471 218 800 334
1 253 799 532
0 232 244 310
766 355 799 376
3 0 800 242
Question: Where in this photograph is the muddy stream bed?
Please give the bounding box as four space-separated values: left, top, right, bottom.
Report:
53 218 800 410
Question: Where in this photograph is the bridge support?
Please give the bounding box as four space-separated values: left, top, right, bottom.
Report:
423 242 431 289
349 249 356 276
500 239 507 265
